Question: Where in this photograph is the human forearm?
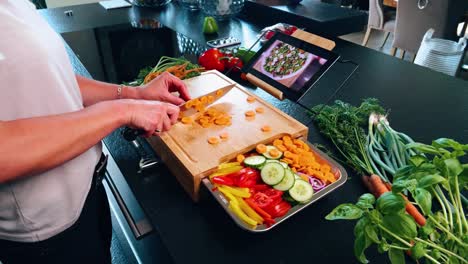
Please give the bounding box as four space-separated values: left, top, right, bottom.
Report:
76 75 140 106
0 100 127 183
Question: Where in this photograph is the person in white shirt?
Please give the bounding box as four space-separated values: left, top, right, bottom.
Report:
0 1 190 263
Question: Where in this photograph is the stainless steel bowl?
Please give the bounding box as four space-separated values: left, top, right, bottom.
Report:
128 0 172 7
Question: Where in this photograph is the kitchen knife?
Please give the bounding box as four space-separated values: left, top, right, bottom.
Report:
122 83 236 141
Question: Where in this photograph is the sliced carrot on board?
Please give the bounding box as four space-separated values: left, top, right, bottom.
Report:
268 149 281 159
181 117 193 124
208 137 219 145
255 107 264 113
216 89 224 97
236 154 245 163
246 96 256 103
261 125 271 132
256 144 267 154
220 132 229 140
245 110 256 117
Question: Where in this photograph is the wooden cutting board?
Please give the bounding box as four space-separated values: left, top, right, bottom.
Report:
147 70 308 201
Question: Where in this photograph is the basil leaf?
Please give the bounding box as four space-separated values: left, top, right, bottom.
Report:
414 188 432 215
406 143 440 155
388 248 405 264
354 216 370 237
409 155 428 167
365 225 380 243
432 138 468 151
369 209 383 224
410 242 426 260
354 232 371 264
392 179 417 193
357 193 376 210
382 213 418 240
326 203 363 220
443 158 464 177
377 192 406 215
417 174 446 188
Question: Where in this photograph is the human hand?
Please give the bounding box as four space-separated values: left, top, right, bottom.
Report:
138 72 191 105
123 99 179 137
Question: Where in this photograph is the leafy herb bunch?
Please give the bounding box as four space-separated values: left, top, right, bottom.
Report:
312 98 386 176
326 138 468 264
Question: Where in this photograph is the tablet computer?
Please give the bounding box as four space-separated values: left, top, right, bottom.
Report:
244 32 340 101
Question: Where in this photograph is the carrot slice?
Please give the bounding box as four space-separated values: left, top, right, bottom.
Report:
220 132 229 140
256 144 267 154
245 110 256 117
261 125 271 132
255 107 264 113
208 137 219 145
181 117 193 124
268 149 281 158
216 89 224 97
236 154 245 163
246 96 256 103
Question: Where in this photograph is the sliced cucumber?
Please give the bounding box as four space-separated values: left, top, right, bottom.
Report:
243 155 266 169
262 145 283 160
273 169 295 191
288 179 314 203
260 162 285 185
266 159 288 168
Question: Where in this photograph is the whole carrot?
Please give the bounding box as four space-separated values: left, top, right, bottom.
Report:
403 196 426 226
369 174 390 197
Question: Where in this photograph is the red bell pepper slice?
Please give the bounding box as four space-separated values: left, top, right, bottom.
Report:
211 176 236 186
245 197 274 222
265 201 291 218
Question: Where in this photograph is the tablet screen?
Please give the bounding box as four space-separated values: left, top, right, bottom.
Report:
245 32 339 101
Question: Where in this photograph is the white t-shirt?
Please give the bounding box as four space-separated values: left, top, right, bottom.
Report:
0 0 102 242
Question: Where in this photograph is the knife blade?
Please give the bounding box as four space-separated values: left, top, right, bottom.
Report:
179 83 236 115
122 83 236 141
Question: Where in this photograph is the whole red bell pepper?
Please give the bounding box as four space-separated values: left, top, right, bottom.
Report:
198 48 225 72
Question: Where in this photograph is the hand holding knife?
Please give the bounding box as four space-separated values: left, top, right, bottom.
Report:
122 83 235 141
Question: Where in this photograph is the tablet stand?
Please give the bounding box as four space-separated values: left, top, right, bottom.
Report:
239 29 359 117
244 29 336 100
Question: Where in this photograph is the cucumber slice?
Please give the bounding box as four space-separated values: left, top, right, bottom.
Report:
289 179 314 203
261 163 285 185
243 155 266 169
262 145 283 160
266 160 288 168
273 169 295 191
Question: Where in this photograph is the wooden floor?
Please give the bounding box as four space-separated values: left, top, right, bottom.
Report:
339 29 468 80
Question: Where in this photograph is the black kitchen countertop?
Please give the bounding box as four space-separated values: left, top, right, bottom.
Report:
41 2 467 264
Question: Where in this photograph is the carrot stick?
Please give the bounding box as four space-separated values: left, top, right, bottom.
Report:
369 174 390 197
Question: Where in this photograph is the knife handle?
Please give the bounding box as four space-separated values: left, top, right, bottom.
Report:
121 127 145 141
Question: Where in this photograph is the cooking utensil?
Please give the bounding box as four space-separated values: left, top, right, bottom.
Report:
122 83 236 141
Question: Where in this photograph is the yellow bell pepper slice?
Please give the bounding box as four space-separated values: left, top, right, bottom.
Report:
228 203 257 226
219 185 251 198
209 166 243 179
237 197 263 224
218 187 239 206
218 162 241 170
